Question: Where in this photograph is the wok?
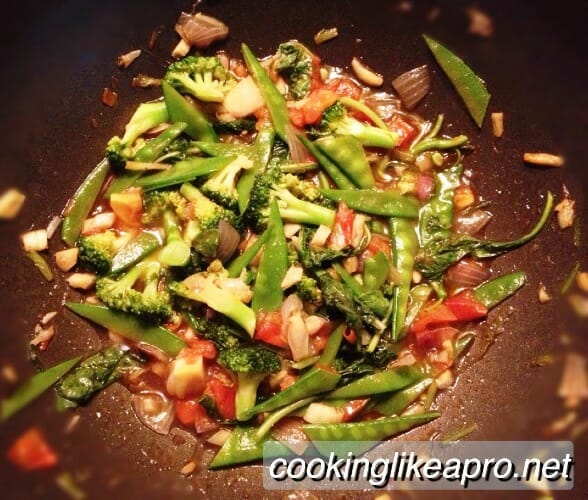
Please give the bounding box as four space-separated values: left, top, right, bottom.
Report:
0 0 586 498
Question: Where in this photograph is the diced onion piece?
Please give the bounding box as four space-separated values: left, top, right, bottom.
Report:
0 188 26 219
216 219 241 263
66 272 96 290
116 49 142 69
314 27 339 45
558 353 588 408
125 161 170 171
538 284 551 304
310 225 331 247
171 38 191 59
283 223 302 238
81 212 116 235
392 65 430 110
223 76 265 118
576 272 588 293
132 392 175 435
281 265 304 290
287 312 310 361
207 428 231 447
285 123 308 163
491 112 504 138
305 315 328 336
166 354 206 399
466 6 494 37
30 325 55 348
180 461 196 476
445 259 490 290
131 74 162 88
110 189 143 227
54 248 79 272
21 229 48 252
454 185 475 210
303 403 344 424
351 57 383 87
175 12 229 49
435 369 454 390
101 88 118 107
213 277 252 303
46 216 62 240
523 152 565 167
453 209 492 236
40 311 58 325
554 197 575 229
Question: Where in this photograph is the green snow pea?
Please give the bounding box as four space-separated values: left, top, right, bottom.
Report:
321 189 420 218
110 232 161 274
298 135 355 189
473 271 526 309
373 377 433 416
134 122 188 162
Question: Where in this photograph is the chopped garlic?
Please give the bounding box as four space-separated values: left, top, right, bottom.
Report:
281 265 304 290
491 112 504 137
55 248 79 272
538 284 551 303
466 6 494 37
21 229 48 252
180 461 197 476
554 197 575 229
351 57 384 87
0 188 26 219
66 272 96 290
523 152 565 167
116 49 142 69
172 38 190 59
40 311 58 325
81 212 116 235
558 353 588 408
207 428 231 447
576 272 588 293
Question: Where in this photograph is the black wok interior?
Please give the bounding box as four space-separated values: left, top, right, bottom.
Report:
0 1 586 498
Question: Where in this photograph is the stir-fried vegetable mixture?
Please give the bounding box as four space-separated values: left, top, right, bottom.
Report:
4 36 554 469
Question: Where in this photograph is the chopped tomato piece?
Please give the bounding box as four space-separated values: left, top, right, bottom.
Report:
205 364 236 421
325 77 362 100
387 114 418 149
410 303 457 333
310 326 330 354
302 89 338 125
364 233 392 260
288 106 306 128
6 427 58 471
329 202 355 247
342 327 357 345
255 310 287 348
444 290 488 321
414 326 459 352
185 339 218 360
174 398 203 426
310 55 324 91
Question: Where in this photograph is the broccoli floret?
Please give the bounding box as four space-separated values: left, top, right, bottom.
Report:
169 271 256 337
310 101 398 149
142 189 190 225
164 56 236 103
213 119 256 135
179 183 240 231
201 156 253 211
186 314 246 351
217 346 281 419
272 41 315 100
105 101 169 171
332 340 398 385
96 260 172 323
77 231 118 275
296 275 323 307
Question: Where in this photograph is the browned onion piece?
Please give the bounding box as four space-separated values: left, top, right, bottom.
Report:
285 123 308 163
216 220 240 263
445 258 490 290
453 209 492 236
131 74 161 89
175 12 229 49
391 65 430 110
131 391 174 435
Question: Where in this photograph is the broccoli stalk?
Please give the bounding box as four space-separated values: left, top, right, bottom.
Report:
201 156 253 211
159 210 191 267
95 261 172 323
311 101 398 149
169 276 256 337
271 187 335 227
217 346 281 419
179 183 240 231
106 101 169 170
164 56 236 103
76 231 118 275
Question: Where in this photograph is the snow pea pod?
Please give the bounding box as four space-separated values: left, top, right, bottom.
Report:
133 156 235 191
302 412 440 455
298 135 355 189
252 200 288 314
66 303 186 356
362 251 389 292
423 35 490 128
0 356 81 422
321 188 420 218
473 271 526 309
390 218 418 341
195 141 254 159
241 44 289 143
110 232 161 274
315 136 376 188
162 81 216 142
61 158 110 246
373 377 433 416
134 122 188 162
238 366 340 421
325 365 423 400
227 228 270 278
317 324 345 366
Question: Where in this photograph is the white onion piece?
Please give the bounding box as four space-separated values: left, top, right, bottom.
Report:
453 209 492 236
223 76 264 117
131 391 175 435
362 92 401 121
216 220 241 262
392 65 430 110
175 12 229 49
285 123 308 163
287 312 310 361
445 259 490 290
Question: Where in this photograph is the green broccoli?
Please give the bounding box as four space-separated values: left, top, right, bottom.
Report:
77 230 118 275
272 41 315 100
95 260 172 323
201 156 252 211
186 314 246 351
310 101 398 149
296 275 323 307
142 189 190 225
164 56 236 103
213 119 256 135
217 346 281 420
179 183 240 231
105 101 169 170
